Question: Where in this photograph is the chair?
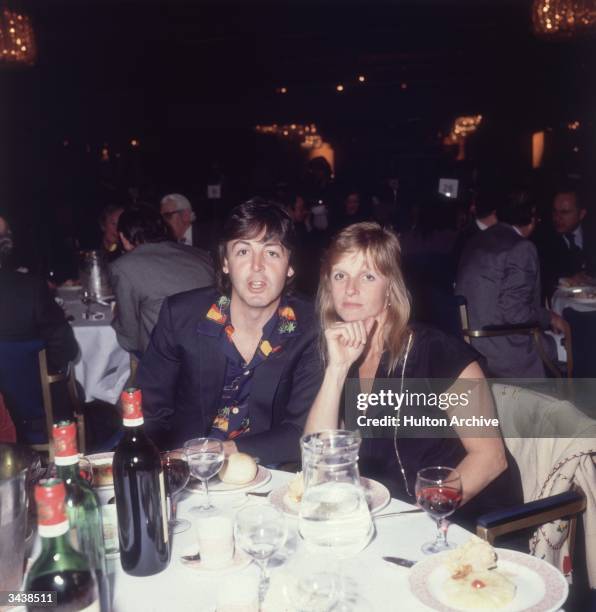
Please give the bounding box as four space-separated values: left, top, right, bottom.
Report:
476 384 596 587
0 341 84 459
456 295 572 390
562 308 596 378
37 349 86 458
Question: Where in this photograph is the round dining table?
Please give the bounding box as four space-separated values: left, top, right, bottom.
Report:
108 469 474 612
57 288 130 405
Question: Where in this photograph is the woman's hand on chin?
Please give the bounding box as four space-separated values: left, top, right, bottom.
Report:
325 318 375 369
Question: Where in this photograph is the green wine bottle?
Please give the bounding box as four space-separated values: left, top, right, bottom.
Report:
53 422 110 612
26 479 100 612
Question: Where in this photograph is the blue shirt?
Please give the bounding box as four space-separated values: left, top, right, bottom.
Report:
196 295 299 440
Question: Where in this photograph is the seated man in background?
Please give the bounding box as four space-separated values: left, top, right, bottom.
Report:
456 191 567 378
0 215 78 439
98 204 125 263
535 188 595 298
137 198 322 465
110 205 214 356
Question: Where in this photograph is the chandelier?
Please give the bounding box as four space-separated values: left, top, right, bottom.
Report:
255 123 323 150
0 7 36 66
532 0 596 37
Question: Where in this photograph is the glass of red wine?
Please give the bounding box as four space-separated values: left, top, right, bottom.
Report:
415 466 462 554
161 450 191 534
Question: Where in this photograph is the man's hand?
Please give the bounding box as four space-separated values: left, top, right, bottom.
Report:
223 440 238 456
550 312 570 336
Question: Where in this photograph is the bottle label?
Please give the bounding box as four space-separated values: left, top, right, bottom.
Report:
121 388 144 426
123 416 144 427
35 479 68 534
53 421 79 464
158 470 169 544
54 454 79 466
39 519 69 538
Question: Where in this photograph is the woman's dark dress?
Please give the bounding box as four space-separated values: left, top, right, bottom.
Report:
355 324 523 532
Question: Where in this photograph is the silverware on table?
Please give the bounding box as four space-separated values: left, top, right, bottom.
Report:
246 490 270 497
382 556 417 568
374 508 424 519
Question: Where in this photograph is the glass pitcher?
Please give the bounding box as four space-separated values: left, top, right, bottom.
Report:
298 430 373 558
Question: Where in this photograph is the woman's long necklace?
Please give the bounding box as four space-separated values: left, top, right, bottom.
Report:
393 331 414 496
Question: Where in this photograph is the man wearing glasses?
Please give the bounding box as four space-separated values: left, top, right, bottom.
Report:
160 193 196 245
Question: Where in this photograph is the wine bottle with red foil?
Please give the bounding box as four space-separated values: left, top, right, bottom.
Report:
113 387 170 576
52 422 110 611
25 479 100 612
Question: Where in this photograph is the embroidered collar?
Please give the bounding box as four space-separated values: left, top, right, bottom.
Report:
197 294 300 341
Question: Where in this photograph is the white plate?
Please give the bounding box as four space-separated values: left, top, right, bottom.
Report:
186 465 271 495
269 476 391 517
408 548 568 612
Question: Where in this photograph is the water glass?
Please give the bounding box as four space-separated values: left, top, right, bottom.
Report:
183 438 224 516
234 505 287 606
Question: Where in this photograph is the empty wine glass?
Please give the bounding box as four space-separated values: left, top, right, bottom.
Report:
415 466 462 554
183 438 224 516
234 505 287 606
282 552 339 612
161 450 190 534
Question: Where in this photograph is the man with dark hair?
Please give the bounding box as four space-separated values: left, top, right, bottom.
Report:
110 205 214 356
456 191 567 377
136 198 322 463
535 189 595 297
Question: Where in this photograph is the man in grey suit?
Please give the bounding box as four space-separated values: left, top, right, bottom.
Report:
456 191 568 377
110 205 214 355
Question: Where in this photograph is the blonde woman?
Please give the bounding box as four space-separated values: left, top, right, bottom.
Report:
305 222 522 528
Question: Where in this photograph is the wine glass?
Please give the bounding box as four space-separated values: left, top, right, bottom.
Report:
234 505 287 606
183 438 224 516
282 552 339 612
160 450 190 534
415 466 462 554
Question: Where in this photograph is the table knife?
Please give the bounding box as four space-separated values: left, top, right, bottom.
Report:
382 556 417 568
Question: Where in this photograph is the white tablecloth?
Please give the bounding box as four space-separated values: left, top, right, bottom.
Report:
551 288 596 316
109 470 473 612
57 289 130 405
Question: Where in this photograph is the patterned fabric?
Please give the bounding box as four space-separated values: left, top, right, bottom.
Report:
199 295 298 440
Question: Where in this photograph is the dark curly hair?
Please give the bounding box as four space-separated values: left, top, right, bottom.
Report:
216 197 296 295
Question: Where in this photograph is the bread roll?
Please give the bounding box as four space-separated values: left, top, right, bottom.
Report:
219 453 258 485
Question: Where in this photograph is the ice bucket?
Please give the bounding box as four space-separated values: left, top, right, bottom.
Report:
0 444 41 593
79 250 113 300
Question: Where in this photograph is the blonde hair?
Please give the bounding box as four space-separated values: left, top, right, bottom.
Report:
317 222 411 374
